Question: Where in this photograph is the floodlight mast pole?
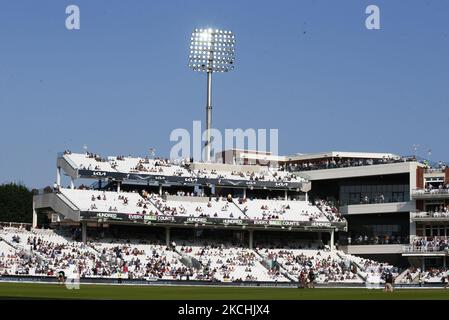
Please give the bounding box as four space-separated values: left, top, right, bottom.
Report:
188 28 235 163
205 56 213 162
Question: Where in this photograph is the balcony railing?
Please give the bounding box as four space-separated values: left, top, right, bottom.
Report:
411 211 449 219
413 236 449 241
338 236 409 246
340 198 408 206
412 188 449 197
424 168 447 174
403 245 449 253
404 236 449 253
0 221 32 229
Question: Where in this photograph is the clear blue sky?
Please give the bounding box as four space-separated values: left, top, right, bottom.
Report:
0 0 448 188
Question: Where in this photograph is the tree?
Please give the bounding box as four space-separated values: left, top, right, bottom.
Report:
0 183 33 223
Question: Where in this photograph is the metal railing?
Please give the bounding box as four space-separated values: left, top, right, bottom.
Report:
288 157 417 173
412 236 449 241
412 188 449 196
340 198 407 206
0 221 32 229
339 236 409 246
411 211 449 219
403 245 449 253
424 168 447 174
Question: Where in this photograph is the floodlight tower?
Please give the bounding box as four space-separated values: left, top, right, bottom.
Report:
188 28 236 162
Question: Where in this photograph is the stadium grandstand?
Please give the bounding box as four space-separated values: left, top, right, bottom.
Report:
4 148 447 288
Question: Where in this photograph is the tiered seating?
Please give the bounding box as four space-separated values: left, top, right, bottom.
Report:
0 239 22 275
109 157 191 177
109 156 140 172
64 152 114 171
0 227 404 284
397 267 446 284
337 252 399 282
60 189 159 215
261 248 363 283
178 243 289 282
268 168 304 182
235 198 328 222
2 228 286 282
315 200 346 223
194 168 270 181
90 241 196 280
63 152 309 184
150 195 244 219
194 167 306 183
0 240 15 254
0 227 36 252
0 242 38 276
0 228 101 277
399 268 421 284
0 228 190 280
413 268 446 283
64 152 192 177
59 188 344 224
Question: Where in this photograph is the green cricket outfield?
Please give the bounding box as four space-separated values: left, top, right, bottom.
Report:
0 282 449 300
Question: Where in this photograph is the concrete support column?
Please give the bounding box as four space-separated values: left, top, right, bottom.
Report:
422 258 425 271
70 177 75 189
248 230 254 250
117 181 121 193
165 227 171 247
284 190 288 200
329 230 335 252
159 185 163 196
409 220 416 244
32 201 37 229
81 222 87 244
305 192 309 203
444 257 446 269
243 188 247 199
56 167 61 186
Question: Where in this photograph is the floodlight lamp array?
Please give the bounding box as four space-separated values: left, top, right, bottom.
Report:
188 28 236 73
